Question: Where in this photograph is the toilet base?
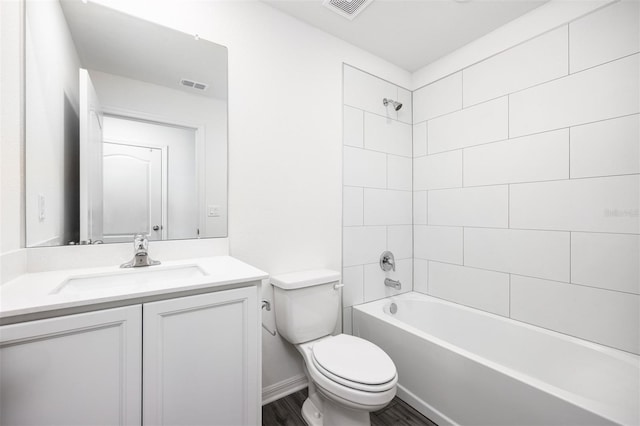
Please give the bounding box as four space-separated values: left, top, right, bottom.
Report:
301 398 323 426
301 397 372 426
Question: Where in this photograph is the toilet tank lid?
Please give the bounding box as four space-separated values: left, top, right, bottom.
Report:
271 269 341 290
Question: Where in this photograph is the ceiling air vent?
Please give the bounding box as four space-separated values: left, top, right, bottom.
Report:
180 78 208 91
323 0 374 21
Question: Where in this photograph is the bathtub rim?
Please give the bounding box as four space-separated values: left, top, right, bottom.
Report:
352 291 640 426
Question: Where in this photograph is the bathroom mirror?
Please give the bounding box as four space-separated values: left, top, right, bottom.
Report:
25 0 228 247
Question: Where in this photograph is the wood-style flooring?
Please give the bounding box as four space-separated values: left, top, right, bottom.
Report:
262 388 437 426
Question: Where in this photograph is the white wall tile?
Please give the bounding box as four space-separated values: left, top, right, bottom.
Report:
364 113 412 157
413 191 428 225
343 226 386 267
510 175 640 234
464 228 570 282
414 258 428 294
571 232 640 294
343 186 363 226
510 54 640 137
388 225 413 260
570 114 640 178
570 0 640 73
387 155 412 191
428 262 510 316
364 258 412 302
464 26 568 107
511 276 640 354
428 186 509 228
413 72 462 123
414 225 463 264
364 189 412 226
414 150 462 190
396 87 413 125
342 265 364 307
413 122 428 158
344 65 398 117
464 129 569 186
428 97 509 154
343 146 386 188
343 106 364 148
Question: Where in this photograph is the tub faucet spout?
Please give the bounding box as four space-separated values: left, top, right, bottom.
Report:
384 278 401 290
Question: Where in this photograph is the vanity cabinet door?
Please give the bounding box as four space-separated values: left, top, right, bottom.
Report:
143 286 259 426
0 305 142 426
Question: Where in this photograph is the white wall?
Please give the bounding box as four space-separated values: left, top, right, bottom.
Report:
412 0 639 355
1 0 411 394
341 65 413 333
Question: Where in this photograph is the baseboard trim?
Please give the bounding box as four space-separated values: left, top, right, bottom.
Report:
262 374 308 406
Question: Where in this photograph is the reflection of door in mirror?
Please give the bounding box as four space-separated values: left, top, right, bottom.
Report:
79 68 104 244
103 143 164 243
102 116 198 241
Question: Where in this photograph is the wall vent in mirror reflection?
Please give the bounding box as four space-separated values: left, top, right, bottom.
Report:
25 0 228 247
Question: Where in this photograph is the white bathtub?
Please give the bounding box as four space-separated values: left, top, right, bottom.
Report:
352 292 639 426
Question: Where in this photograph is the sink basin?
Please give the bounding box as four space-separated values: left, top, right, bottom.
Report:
51 264 207 295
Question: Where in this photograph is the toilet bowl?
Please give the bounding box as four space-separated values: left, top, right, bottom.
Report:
271 270 397 425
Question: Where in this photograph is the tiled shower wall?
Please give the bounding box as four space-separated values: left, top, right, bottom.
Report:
412 1 639 354
341 65 412 331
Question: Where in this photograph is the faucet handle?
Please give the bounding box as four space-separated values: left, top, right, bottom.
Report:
380 250 396 272
133 233 149 251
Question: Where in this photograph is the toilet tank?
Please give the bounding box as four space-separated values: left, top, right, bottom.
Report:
271 269 341 344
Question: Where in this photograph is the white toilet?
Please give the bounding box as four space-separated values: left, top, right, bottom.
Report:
271 269 397 426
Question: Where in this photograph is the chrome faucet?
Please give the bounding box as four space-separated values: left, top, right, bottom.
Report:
384 278 402 290
120 233 161 268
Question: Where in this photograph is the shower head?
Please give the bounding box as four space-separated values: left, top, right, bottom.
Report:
383 98 403 111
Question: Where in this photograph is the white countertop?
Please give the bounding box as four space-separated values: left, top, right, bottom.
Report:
0 256 268 320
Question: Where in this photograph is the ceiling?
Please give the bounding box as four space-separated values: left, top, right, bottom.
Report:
262 0 548 72
60 0 228 100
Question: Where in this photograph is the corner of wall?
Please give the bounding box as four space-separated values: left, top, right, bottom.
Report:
411 0 616 89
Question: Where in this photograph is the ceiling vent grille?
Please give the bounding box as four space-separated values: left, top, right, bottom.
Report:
180 78 208 91
323 0 374 20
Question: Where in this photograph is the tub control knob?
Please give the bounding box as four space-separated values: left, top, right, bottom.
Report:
380 251 396 272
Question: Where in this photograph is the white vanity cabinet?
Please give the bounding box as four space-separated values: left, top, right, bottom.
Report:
143 286 260 426
0 305 142 426
0 284 261 426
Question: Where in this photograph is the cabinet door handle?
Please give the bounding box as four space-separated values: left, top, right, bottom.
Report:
153 225 160 231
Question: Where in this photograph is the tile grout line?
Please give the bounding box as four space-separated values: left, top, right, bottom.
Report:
422 258 640 297
417 112 640 157
424 171 640 192
411 106 415 292
411 223 639 236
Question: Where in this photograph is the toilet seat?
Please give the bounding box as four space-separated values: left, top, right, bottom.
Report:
297 335 398 411
311 334 397 392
